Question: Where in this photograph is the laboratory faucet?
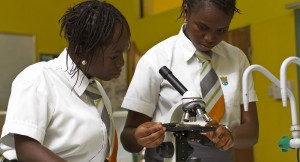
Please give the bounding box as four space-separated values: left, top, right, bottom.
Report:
242 64 300 151
280 56 300 108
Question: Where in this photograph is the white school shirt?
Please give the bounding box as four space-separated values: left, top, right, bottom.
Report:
0 49 110 162
122 24 258 130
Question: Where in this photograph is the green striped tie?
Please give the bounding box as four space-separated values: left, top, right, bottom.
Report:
85 81 111 157
195 51 225 122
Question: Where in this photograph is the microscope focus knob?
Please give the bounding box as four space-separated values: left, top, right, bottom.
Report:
156 142 174 158
187 157 202 162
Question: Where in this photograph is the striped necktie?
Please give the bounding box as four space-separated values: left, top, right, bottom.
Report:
85 81 102 106
85 81 118 162
195 51 225 122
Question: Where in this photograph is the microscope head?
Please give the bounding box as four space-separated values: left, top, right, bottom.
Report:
182 90 201 103
182 90 212 122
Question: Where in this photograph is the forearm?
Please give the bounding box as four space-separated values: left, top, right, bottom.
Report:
231 102 259 148
120 128 144 153
17 145 67 162
232 122 259 148
15 134 67 162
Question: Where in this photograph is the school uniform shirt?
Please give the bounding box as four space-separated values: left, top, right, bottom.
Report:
0 49 111 162
121 24 258 162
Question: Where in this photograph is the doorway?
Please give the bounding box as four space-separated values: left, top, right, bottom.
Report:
224 25 252 63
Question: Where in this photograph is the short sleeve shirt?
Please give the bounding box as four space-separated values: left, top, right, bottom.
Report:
122 24 258 129
0 49 109 162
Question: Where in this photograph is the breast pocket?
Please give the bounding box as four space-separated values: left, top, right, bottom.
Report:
219 72 240 110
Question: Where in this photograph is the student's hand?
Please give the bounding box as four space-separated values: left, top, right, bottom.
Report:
205 120 234 151
134 122 166 148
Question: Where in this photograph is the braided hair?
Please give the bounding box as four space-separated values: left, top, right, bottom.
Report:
59 0 130 81
179 0 241 19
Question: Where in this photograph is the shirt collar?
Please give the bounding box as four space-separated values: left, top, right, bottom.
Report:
211 41 226 58
58 48 89 96
178 23 226 61
178 24 196 62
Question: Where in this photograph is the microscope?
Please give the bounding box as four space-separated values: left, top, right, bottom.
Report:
156 66 216 162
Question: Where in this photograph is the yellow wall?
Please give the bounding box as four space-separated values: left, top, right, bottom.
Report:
108 0 184 52
251 15 297 161
0 0 299 161
0 0 83 58
143 0 181 17
233 1 298 161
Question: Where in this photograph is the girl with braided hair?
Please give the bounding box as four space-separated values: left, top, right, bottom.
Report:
0 1 130 162
121 0 258 162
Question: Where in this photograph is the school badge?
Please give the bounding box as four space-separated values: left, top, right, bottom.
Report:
220 76 228 86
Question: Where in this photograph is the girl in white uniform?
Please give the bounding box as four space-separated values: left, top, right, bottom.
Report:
0 1 131 162
121 0 259 162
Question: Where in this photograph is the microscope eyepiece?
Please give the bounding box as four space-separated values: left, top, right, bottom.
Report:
159 66 187 95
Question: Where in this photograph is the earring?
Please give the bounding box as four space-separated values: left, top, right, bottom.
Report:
81 60 87 66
